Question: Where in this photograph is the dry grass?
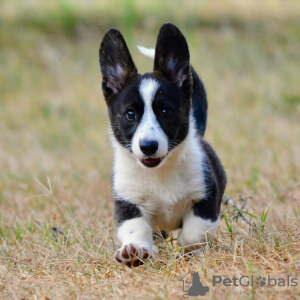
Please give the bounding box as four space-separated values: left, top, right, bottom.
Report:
0 2 299 299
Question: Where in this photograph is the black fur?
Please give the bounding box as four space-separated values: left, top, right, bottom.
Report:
99 29 138 101
201 140 227 213
152 78 190 151
191 67 207 137
153 23 193 102
153 24 207 137
114 198 142 225
192 141 227 221
105 76 144 145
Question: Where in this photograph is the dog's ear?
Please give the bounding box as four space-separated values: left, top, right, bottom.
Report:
99 29 138 101
153 23 192 98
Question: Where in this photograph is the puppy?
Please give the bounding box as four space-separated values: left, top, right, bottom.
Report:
99 23 226 267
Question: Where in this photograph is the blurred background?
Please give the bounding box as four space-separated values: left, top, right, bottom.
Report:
0 1 299 298
1 0 299 222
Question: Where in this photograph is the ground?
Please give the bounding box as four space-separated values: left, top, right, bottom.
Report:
0 2 299 299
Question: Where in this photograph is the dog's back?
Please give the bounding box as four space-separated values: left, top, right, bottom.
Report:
191 67 207 137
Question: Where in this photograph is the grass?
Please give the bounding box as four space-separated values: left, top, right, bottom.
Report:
0 1 299 299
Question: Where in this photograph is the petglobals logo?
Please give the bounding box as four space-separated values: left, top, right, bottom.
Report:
213 275 298 287
179 272 209 297
179 272 298 298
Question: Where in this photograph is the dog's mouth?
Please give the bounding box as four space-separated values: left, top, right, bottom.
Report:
140 157 164 168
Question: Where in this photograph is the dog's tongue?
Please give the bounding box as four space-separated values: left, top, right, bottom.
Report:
143 158 159 163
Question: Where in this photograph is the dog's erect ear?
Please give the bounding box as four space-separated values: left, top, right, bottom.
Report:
153 23 192 97
99 29 138 101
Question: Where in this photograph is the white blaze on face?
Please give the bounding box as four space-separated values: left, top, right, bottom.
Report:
131 78 168 159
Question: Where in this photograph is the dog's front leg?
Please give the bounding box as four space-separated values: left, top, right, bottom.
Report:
114 199 153 267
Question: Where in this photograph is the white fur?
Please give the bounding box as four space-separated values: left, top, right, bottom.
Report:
131 78 168 162
117 217 153 254
178 210 219 250
112 115 207 232
137 45 155 59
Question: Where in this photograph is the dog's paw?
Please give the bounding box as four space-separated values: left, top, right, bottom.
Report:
114 243 151 267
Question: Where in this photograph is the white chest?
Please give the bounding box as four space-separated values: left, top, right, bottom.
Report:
112 135 206 231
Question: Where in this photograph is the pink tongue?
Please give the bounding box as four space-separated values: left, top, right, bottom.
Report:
143 158 159 163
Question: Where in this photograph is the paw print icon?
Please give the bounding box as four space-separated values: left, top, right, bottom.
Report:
256 276 266 286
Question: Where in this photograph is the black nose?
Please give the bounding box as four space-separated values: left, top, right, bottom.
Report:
139 140 158 156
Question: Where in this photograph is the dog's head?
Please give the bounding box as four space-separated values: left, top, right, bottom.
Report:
99 23 192 168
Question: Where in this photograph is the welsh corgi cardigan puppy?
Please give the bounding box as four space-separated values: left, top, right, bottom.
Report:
99 23 226 267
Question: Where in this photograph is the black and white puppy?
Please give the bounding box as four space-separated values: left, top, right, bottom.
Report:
99 23 226 267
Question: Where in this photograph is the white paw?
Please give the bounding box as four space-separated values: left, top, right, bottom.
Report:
114 243 152 268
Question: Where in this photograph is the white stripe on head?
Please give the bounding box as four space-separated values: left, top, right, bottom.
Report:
131 78 168 162
139 78 159 108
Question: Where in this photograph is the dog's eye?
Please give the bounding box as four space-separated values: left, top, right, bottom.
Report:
126 109 136 121
162 108 172 117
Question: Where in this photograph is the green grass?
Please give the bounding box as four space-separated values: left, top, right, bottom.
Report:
0 1 299 299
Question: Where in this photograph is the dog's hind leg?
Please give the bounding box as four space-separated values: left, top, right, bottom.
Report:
177 201 219 251
178 139 227 251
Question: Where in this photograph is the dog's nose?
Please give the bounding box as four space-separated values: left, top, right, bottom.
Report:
139 140 158 156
